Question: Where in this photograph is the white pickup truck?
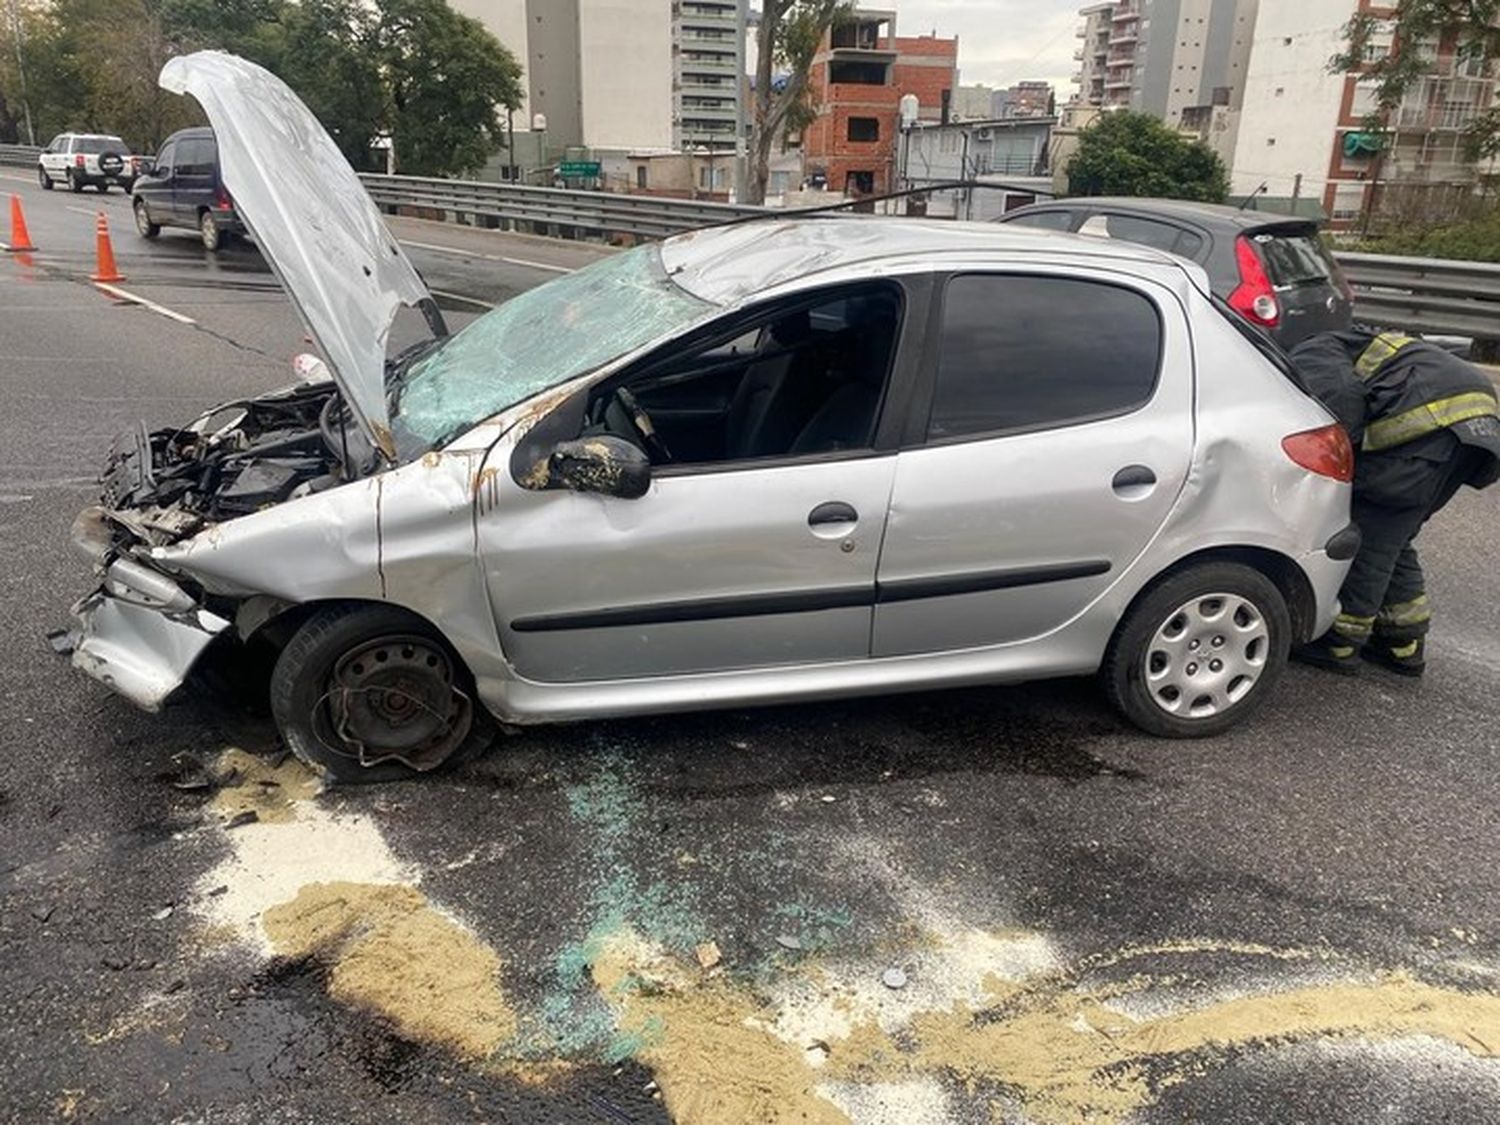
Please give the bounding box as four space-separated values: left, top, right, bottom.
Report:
38 133 141 193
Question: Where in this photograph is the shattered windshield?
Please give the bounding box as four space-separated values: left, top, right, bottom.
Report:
390 245 713 456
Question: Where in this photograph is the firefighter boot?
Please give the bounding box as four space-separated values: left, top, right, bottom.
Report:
1363 637 1426 678
1292 632 1362 676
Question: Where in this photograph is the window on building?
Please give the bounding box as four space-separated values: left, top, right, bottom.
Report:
830 60 889 84
1267 137 1276 146
928 275 1162 441
847 117 880 142
1332 183 1366 222
845 170 875 195
636 165 648 188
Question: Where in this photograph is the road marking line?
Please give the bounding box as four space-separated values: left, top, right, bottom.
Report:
0 171 34 184
65 205 97 217
398 237 573 273
93 282 197 324
429 287 496 309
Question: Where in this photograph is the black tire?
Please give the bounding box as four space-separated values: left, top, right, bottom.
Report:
133 199 160 239
38 167 53 191
67 169 83 193
1102 562 1291 739
270 603 494 784
199 209 222 251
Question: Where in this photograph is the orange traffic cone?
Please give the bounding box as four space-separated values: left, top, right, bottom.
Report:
90 212 124 283
5 194 36 253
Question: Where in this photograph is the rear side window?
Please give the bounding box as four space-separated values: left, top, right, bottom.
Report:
1004 210 1075 232
176 137 214 175
1254 230 1335 287
928 275 1162 440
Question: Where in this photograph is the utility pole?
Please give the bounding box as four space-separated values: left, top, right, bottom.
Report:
7 0 35 146
732 0 748 203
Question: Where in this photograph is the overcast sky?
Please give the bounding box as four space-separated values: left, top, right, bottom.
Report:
894 0 1081 91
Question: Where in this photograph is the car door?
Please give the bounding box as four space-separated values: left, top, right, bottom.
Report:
872 268 1193 657
478 279 926 684
41 136 67 178
139 139 176 222
172 135 213 222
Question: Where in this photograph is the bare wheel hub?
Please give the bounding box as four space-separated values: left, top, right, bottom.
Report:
322 635 472 770
1143 593 1269 720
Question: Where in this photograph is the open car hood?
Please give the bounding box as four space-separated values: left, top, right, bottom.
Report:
159 51 443 459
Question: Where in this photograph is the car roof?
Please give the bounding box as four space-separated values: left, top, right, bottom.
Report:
1011 196 1318 233
164 126 215 140
661 216 1193 306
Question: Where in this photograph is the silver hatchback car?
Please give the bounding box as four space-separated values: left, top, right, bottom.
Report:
67 53 1358 782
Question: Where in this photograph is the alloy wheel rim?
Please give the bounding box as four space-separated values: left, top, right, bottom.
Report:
1143 592 1269 720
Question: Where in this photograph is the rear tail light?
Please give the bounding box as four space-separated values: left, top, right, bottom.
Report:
74 154 85 167
1283 424 1354 482
1228 235 1280 328
214 186 232 211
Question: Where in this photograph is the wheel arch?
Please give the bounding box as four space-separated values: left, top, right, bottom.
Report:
1126 545 1318 645
237 595 475 667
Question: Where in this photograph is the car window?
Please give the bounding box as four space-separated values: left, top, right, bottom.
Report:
74 136 124 154
928 274 1162 441
1101 214 1184 254
176 137 214 176
1254 230 1336 288
154 141 176 175
46 135 65 153
1005 210 1075 232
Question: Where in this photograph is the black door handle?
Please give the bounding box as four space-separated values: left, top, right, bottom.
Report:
1112 465 1156 490
809 501 858 526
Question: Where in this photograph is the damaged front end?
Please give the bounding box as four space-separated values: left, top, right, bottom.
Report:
68 377 373 710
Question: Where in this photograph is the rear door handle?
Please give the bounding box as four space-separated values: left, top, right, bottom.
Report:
1112 465 1157 492
809 501 858 526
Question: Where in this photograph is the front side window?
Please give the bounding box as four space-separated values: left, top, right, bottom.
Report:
154 142 177 175
391 245 713 455
1004 209 1075 232
928 274 1162 441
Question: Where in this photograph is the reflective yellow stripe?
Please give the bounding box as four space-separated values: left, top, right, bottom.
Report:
1334 613 1375 640
1363 392 1500 452
1378 595 1431 626
1391 641 1421 659
1355 333 1417 379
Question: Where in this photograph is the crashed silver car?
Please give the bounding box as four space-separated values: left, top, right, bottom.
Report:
67 52 1359 781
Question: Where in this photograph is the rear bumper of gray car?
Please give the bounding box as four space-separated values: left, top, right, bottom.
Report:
69 558 229 712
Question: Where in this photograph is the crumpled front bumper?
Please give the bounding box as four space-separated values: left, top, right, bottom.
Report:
70 557 230 712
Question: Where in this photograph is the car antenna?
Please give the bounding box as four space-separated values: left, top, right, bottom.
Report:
1238 182 1268 211
697 179 1060 230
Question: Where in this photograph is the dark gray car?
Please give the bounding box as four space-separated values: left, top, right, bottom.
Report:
130 126 245 251
997 198 1354 349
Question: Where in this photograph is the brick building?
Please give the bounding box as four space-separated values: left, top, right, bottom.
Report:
802 9 958 196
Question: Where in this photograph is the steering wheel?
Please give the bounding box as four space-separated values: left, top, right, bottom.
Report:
613 387 672 463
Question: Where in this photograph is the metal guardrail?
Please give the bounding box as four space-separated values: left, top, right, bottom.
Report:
1335 251 1500 341
1 151 1494 339
359 173 765 241
0 143 42 167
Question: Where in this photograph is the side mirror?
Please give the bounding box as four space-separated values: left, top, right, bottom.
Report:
542 436 650 499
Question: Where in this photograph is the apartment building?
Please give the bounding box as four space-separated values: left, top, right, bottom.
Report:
1232 0 1498 229
956 81 1057 120
1073 0 1258 124
802 9 958 196
674 1 745 151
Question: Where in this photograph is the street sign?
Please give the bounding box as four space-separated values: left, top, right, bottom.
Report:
558 161 601 178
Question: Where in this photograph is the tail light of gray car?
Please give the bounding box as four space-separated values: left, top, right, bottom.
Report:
1282 424 1354 483
1228 234 1280 329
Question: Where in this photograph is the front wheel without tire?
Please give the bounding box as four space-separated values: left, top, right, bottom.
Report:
199 210 222 251
270 604 493 784
1102 562 1290 739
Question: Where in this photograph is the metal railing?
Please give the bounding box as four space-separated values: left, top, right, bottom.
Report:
0 143 42 167
359 173 765 240
1336 252 1500 340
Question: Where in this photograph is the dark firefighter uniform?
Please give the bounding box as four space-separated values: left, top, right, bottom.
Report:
1290 331 1500 676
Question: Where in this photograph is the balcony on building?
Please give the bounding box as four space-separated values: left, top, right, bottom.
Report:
1113 0 1139 17
680 52 738 74
1104 73 1133 89
827 9 898 74
1110 22 1139 45
677 1 738 27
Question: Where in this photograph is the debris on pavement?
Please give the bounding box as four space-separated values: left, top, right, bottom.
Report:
694 941 722 971
775 934 803 951
152 905 174 921
44 629 75 656
881 967 908 990
223 811 258 829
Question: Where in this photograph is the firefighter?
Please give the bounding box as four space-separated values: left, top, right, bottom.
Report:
1290 330 1500 677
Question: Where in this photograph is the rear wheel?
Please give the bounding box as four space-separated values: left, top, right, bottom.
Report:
133 198 160 239
38 166 53 190
67 169 83 193
199 210 222 251
1102 562 1290 738
270 604 493 784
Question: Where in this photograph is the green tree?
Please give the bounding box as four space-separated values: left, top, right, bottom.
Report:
1332 1 1500 163
747 0 851 204
374 0 522 177
1065 110 1229 202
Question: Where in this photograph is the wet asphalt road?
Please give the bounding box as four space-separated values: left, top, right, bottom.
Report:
2 169 1500 1124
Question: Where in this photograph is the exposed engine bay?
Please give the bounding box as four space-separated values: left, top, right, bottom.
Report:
96 379 378 550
